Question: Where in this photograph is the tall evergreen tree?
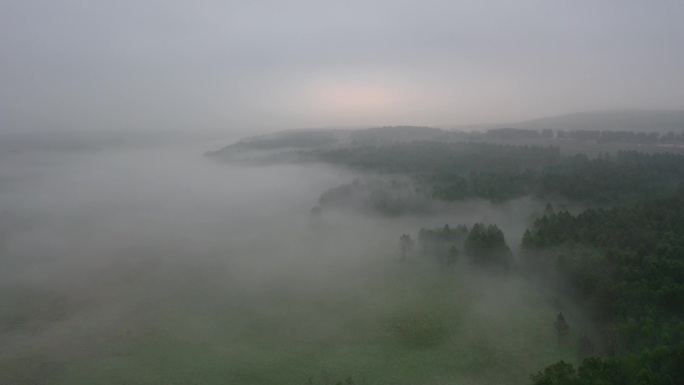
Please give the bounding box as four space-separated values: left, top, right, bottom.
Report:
399 234 414 262
554 312 570 347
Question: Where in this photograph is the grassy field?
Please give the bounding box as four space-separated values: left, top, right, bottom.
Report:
1 256 582 385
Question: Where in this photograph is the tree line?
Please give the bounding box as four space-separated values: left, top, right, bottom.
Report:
306 142 684 204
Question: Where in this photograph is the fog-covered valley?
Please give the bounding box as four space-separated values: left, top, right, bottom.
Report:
0 133 587 384
4 0 684 381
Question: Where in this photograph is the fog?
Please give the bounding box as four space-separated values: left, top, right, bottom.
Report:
1 0 680 382
0 132 592 384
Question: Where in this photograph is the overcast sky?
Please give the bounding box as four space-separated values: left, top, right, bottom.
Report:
2 0 684 133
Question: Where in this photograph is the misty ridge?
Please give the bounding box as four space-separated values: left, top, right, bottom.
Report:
0 111 683 384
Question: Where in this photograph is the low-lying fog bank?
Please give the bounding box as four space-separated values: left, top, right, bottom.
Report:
0 135 585 384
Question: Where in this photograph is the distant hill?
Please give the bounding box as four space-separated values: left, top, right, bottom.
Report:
349 125 443 143
0 129 226 154
513 110 684 133
207 112 684 162
443 110 684 133
205 126 446 160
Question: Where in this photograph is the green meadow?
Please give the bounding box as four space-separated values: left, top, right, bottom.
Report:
1 257 580 385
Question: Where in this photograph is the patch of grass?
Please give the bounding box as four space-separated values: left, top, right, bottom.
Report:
0 265 583 385
385 308 448 348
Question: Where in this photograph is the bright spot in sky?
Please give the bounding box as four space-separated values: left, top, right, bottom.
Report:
308 80 400 114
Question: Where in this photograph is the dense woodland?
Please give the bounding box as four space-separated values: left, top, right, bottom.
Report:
210 126 684 384
523 194 684 384
307 142 684 205
404 181 684 384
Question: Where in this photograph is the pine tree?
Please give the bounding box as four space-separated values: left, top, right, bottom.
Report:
554 312 569 346
399 234 414 262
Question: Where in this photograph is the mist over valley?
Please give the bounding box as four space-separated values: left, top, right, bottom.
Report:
3 0 684 382
0 130 600 384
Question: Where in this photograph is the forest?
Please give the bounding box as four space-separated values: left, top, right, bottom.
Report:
306 143 684 204
522 195 684 384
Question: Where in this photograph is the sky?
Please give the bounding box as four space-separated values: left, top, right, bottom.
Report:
2 0 684 133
